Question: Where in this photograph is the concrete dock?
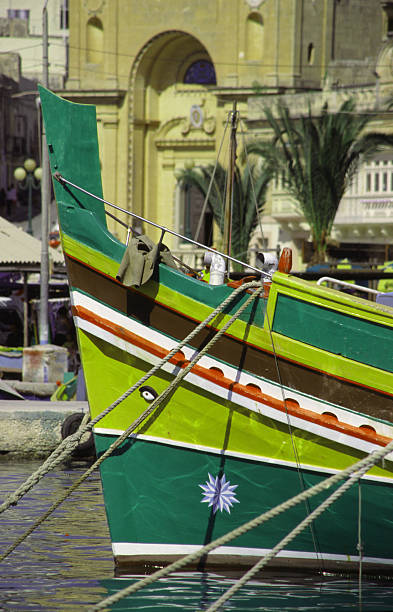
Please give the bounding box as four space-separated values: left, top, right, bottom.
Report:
0 400 89 458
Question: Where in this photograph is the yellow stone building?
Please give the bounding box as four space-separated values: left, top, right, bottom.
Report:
63 0 393 269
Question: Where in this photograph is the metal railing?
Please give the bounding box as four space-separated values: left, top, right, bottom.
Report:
316 276 380 296
54 172 271 279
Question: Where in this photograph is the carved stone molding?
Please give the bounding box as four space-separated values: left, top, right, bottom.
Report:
245 0 264 9
155 116 215 150
83 0 106 16
179 106 216 137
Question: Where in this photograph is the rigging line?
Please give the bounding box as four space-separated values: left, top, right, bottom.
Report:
238 116 266 249
262 291 324 571
89 443 393 611
46 42 393 72
0 282 264 562
0 280 261 516
226 106 239 262
105 209 200 275
192 112 231 243
54 174 271 278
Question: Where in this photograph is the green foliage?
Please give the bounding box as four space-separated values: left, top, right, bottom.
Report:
177 159 271 264
247 99 393 262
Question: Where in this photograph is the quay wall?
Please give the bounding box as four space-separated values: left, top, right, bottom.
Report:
0 400 89 459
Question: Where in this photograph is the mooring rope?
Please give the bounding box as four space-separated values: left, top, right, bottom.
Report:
87 443 393 612
205 464 371 611
263 295 324 569
0 280 262 516
0 282 264 562
357 482 363 610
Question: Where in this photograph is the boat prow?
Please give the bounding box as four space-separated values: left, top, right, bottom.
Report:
39 86 393 576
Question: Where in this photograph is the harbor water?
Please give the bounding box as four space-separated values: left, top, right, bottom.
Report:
1 460 393 611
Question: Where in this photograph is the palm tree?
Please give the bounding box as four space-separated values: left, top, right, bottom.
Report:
177 159 272 266
246 99 393 263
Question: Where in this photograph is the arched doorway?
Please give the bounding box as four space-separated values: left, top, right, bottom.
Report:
127 31 218 254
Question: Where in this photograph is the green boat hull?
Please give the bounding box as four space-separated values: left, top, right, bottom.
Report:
38 85 393 575
95 432 393 574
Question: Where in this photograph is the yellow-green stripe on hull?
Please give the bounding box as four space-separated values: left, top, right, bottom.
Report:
95 433 393 573
79 328 393 480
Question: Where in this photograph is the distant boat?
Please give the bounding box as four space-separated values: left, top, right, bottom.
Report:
39 85 393 576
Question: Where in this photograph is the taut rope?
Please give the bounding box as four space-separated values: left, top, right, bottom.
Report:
88 441 393 611
0 281 264 562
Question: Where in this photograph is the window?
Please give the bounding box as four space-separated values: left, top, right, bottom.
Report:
184 60 216 85
86 17 103 63
307 43 315 65
181 184 213 245
60 0 69 29
246 13 264 61
15 115 26 138
7 9 29 20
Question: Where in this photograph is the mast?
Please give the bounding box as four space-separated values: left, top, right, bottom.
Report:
222 101 239 265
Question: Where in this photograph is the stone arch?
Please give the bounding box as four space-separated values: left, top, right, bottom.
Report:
127 31 217 242
245 12 264 61
86 16 103 64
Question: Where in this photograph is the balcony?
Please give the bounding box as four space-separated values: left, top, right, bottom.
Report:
270 195 299 221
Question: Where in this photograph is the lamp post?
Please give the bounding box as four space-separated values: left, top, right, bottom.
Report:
39 0 50 345
13 158 42 235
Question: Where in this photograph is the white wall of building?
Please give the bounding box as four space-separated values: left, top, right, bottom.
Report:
0 0 68 88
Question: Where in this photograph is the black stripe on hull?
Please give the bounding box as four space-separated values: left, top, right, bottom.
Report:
67 255 393 423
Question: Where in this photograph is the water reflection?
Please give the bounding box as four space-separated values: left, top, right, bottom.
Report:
0 460 113 610
0 461 393 611
98 573 393 611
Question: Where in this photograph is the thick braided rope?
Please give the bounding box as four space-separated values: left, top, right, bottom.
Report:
88 441 393 612
0 284 264 562
0 280 261 515
206 464 371 611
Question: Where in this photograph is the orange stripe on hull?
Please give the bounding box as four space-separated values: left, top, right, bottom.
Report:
73 303 392 449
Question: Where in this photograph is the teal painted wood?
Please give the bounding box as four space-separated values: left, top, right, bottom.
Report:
273 293 393 372
38 85 128 262
38 85 106 226
68 260 266 328
94 433 393 562
39 86 266 327
158 265 266 326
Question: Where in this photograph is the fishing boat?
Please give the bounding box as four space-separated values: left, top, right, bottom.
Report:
39 85 393 576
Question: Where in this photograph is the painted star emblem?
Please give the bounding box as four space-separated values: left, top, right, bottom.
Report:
199 472 239 514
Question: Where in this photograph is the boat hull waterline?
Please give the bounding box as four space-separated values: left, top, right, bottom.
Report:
38 85 393 575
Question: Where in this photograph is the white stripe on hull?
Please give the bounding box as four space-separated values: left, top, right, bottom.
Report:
92 427 393 484
112 542 393 567
72 290 393 460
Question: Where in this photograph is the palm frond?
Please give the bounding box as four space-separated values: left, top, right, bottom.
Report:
245 98 393 262
177 158 273 263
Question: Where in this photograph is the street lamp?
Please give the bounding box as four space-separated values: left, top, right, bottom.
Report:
13 158 42 235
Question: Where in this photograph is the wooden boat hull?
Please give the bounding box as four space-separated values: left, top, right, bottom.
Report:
72 273 393 575
38 85 393 576
94 432 393 575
